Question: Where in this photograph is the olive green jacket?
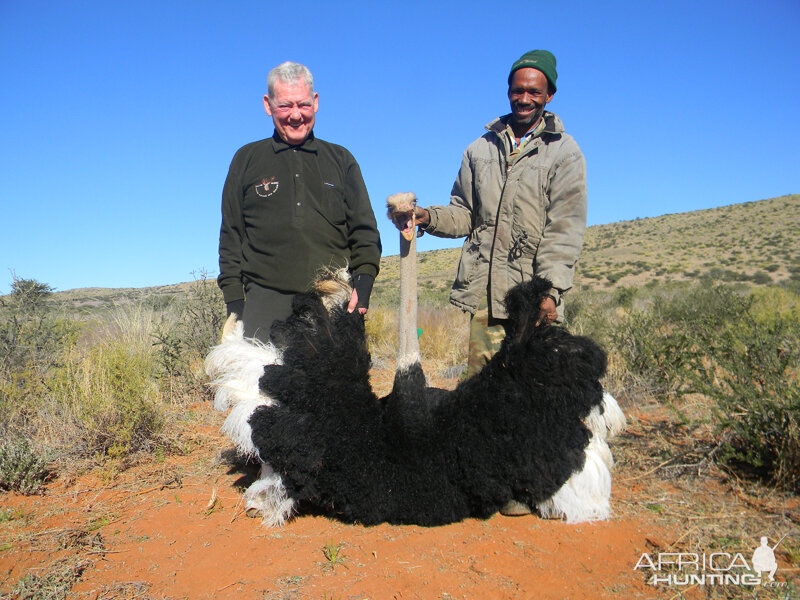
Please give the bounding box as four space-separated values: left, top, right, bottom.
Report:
425 112 586 319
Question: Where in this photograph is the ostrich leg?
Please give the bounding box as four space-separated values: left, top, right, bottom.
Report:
386 193 420 368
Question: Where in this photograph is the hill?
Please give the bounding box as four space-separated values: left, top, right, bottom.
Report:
11 194 797 310
576 193 799 291
373 193 800 305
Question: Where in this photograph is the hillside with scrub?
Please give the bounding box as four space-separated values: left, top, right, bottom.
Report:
370 193 800 305
1 194 799 599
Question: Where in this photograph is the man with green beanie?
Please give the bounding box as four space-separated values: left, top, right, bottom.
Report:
389 50 587 516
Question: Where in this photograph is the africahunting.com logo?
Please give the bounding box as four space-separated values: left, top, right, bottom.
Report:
634 535 789 589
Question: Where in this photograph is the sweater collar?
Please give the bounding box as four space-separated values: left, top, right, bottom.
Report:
270 130 319 153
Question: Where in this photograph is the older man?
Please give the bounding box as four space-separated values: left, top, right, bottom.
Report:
218 62 381 341
391 50 587 514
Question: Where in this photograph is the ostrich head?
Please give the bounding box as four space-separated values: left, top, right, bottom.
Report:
386 192 418 242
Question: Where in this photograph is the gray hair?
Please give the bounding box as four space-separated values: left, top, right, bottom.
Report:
267 62 314 98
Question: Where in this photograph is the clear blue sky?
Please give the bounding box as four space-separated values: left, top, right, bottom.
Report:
1 0 798 294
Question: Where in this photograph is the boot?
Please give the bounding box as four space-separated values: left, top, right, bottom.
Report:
500 499 532 516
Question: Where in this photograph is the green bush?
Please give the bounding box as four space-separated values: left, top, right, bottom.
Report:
612 286 638 309
678 290 800 491
65 341 165 459
0 436 50 494
0 276 78 384
609 301 692 397
0 276 79 441
153 274 225 402
750 271 772 284
605 284 800 491
1 276 171 463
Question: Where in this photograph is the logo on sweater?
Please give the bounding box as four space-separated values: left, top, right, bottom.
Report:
255 177 279 197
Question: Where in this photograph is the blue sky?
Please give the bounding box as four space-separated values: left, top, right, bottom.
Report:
1 0 798 294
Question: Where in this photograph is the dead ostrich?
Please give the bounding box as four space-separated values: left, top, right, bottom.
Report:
205 192 625 526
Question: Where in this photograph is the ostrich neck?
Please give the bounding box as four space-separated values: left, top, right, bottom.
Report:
397 232 420 367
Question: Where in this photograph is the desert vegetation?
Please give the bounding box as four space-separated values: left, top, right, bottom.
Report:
2 196 799 495
2 195 799 597
0 272 224 493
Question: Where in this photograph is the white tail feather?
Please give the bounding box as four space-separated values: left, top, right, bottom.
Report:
205 316 292 526
600 391 627 437
536 436 612 523
244 463 296 527
536 389 625 522
205 318 281 412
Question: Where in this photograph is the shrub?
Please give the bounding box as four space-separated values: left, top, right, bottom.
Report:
612 286 637 309
0 276 78 384
681 296 800 491
605 283 800 491
0 276 79 444
1 276 172 463
153 273 225 403
750 271 773 285
0 436 50 494
64 340 165 459
609 302 692 398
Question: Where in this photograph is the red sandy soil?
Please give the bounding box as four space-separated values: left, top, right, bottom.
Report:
2 369 798 600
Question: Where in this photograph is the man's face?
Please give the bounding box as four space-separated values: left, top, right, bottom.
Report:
264 79 319 145
507 68 554 132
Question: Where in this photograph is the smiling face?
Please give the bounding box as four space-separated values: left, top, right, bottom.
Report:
264 78 319 145
507 67 554 136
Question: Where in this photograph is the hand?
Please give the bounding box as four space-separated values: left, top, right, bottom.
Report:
226 299 244 318
390 206 430 235
386 193 430 239
536 296 558 326
347 289 367 315
347 273 374 314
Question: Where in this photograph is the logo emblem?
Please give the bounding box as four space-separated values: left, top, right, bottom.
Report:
752 536 783 582
634 534 788 589
255 177 279 198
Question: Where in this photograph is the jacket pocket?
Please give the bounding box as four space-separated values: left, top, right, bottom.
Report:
452 222 489 291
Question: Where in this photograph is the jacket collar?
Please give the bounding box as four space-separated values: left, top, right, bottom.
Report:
486 111 564 137
270 130 319 153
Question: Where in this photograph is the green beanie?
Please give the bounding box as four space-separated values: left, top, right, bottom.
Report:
508 49 558 92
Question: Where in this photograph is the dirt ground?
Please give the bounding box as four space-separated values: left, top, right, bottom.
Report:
2 368 799 600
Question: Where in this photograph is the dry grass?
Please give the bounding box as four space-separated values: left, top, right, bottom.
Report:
366 304 468 373
0 278 221 486
613 392 800 598
576 194 800 291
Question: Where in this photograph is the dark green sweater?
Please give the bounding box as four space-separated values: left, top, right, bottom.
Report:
218 132 382 304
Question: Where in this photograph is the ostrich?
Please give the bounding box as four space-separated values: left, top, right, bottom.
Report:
205 193 625 526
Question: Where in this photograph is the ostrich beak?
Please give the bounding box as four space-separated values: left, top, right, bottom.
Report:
397 209 416 241
386 193 419 241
